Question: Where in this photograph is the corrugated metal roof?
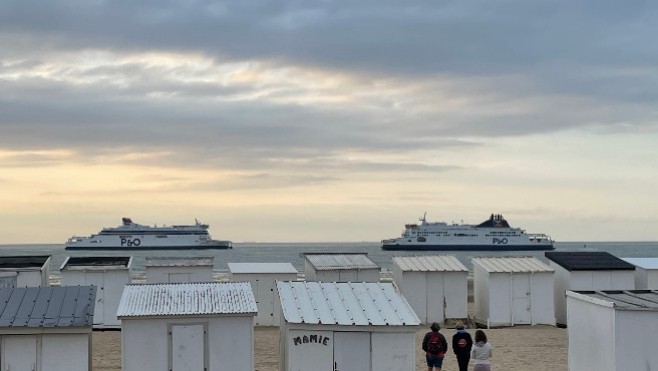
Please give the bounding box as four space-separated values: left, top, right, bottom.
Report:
228 263 298 274
304 253 379 271
621 258 658 270
472 257 554 273
117 282 257 318
276 281 420 326
145 256 214 267
0 256 50 269
569 290 658 311
545 251 635 271
393 255 468 272
0 286 95 328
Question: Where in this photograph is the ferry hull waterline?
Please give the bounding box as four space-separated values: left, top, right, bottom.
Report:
382 213 554 251
65 218 232 250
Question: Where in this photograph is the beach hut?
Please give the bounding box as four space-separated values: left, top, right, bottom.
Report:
545 251 635 326
391 255 468 324
0 286 96 371
566 290 658 371
472 257 556 327
0 256 50 287
621 258 658 290
276 281 420 371
302 252 380 282
118 282 257 371
59 256 133 328
144 256 214 283
228 262 298 326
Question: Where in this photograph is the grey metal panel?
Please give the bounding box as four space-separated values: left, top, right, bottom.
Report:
44 286 67 320
28 288 53 327
1 287 26 321
13 288 40 327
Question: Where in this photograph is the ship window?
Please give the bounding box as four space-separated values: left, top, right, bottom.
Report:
417 237 426 242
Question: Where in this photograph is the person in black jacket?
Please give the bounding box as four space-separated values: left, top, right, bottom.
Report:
452 321 473 371
422 322 448 371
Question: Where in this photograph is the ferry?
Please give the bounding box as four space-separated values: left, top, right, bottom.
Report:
382 213 553 250
65 218 232 250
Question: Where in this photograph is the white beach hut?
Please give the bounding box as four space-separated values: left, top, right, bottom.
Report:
228 262 298 326
118 282 257 371
545 251 635 326
472 257 556 327
0 256 51 287
145 256 214 283
566 290 658 371
392 255 468 324
59 256 133 328
276 281 420 371
621 258 658 289
0 286 96 371
302 252 380 282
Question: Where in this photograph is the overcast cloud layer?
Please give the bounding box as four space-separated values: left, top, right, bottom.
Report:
1 1 657 242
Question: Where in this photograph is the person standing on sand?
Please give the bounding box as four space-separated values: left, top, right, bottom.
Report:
422 322 448 371
471 329 492 371
452 321 473 371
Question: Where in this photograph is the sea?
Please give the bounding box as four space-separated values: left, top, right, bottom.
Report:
2 241 658 281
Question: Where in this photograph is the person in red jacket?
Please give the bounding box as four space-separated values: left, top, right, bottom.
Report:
422 322 448 371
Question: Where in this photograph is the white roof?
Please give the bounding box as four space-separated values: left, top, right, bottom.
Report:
567 290 658 311
472 257 554 273
228 263 298 274
145 257 214 267
117 282 257 318
393 255 468 272
276 281 420 326
621 258 658 270
304 253 379 271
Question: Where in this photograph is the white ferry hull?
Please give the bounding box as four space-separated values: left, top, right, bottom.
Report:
381 240 554 251
382 213 554 251
65 218 232 250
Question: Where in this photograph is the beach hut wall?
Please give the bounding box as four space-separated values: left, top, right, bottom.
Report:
117 282 257 371
276 281 420 371
0 286 96 371
302 252 380 282
566 290 658 371
0 255 51 287
621 258 658 290
472 257 556 327
144 256 214 283
392 255 468 324
59 256 133 328
545 251 635 326
228 262 298 326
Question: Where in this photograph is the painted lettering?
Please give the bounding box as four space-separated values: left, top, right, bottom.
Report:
292 334 331 346
493 238 509 245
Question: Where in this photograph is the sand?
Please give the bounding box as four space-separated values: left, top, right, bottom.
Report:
92 325 567 371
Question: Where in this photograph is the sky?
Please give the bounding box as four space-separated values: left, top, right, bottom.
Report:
1 1 657 243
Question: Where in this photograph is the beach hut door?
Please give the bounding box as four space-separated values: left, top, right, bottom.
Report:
333 332 371 371
85 273 105 325
0 273 17 288
3 335 37 371
170 324 206 371
512 275 531 324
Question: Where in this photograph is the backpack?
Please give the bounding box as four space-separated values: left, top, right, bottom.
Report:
427 332 442 354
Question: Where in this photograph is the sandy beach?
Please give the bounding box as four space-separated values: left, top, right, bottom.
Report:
92 324 567 371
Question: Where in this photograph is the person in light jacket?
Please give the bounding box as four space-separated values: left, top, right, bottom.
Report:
471 330 492 371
